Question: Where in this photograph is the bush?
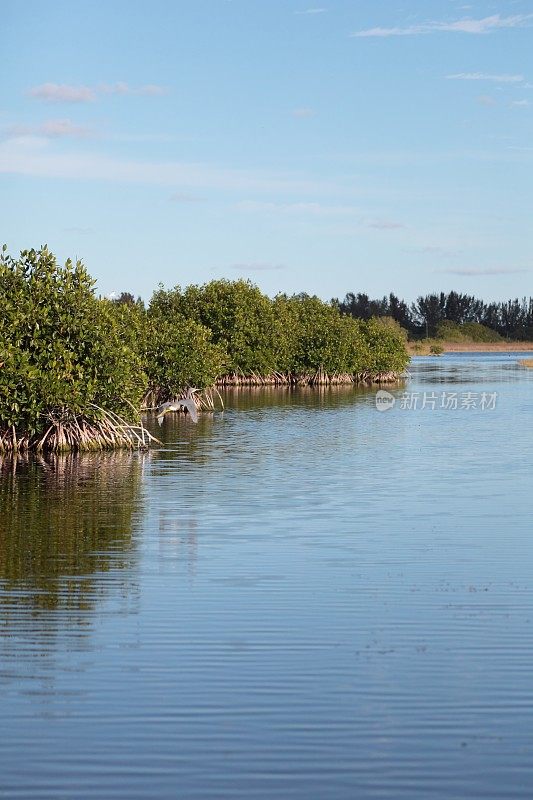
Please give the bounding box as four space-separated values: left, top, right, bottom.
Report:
145 306 227 400
1 246 411 448
278 294 371 375
148 285 409 383
436 320 502 343
158 280 279 375
0 246 147 450
360 317 410 373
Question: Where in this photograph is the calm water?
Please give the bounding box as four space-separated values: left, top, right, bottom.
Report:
1 353 532 800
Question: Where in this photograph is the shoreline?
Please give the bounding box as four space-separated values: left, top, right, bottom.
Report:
408 341 533 354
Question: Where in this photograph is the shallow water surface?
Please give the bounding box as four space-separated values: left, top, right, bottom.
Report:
1 354 532 799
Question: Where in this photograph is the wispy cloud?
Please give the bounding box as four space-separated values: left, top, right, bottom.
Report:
295 7 326 14
5 119 92 139
407 245 460 258
366 219 405 230
28 82 167 103
477 95 497 107
292 107 316 118
98 82 167 97
29 83 96 103
41 119 92 137
352 14 533 38
235 202 408 229
446 72 524 83
511 99 530 107
229 262 286 271
439 267 528 275
235 200 359 216
0 136 342 195
169 191 206 203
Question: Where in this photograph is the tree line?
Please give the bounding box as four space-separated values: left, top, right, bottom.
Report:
333 291 533 340
0 247 408 453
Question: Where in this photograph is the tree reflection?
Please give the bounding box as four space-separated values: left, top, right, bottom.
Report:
0 452 144 614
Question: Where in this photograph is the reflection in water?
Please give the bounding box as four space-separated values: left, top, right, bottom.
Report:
413 351 533 385
158 509 198 577
219 382 382 410
1 355 533 799
0 452 145 685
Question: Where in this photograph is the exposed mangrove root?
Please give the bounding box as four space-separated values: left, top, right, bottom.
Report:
0 405 159 454
142 370 402 418
214 369 403 387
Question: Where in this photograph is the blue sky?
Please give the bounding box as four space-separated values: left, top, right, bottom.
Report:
1 1 532 302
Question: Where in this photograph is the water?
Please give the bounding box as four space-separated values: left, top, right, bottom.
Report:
1 353 532 799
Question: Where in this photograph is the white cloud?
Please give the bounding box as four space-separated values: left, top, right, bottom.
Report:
28 82 167 103
447 72 524 83
4 119 92 139
511 99 530 107
169 191 206 203
29 83 96 103
352 14 533 37
98 82 167 96
0 136 342 195
408 245 460 258
40 119 92 137
292 107 316 118
295 8 326 14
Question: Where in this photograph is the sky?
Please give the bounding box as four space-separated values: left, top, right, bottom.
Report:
1 0 532 302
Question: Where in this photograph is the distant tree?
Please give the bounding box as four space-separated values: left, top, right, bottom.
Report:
387 293 413 330
411 293 447 337
444 291 479 324
113 291 144 308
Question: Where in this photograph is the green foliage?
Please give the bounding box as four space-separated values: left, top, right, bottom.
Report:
0 246 146 439
359 317 410 373
460 322 502 343
430 344 444 355
155 280 279 374
275 294 370 374
1 246 410 447
436 320 502 343
148 283 409 381
375 316 409 341
146 302 227 397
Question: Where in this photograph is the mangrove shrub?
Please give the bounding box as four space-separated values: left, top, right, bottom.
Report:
146 296 227 401
0 246 148 451
159 280 280 375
